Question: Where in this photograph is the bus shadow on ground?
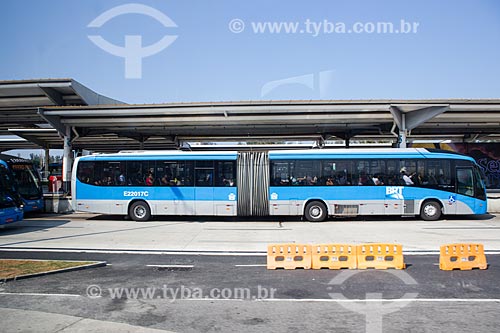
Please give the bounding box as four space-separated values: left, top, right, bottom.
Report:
85 213 497 223
0 220 71 236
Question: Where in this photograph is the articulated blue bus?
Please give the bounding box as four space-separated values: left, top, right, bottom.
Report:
0 154 44 213
73 151 237 221
0 163 23 227
72 148 487 222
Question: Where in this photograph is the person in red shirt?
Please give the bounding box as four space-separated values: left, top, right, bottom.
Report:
146 173 154 186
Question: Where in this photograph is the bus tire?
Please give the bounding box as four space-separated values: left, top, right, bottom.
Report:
129 201 151 222
305 201 327 222
420 200 442 221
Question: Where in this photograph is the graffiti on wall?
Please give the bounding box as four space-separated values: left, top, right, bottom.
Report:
411 143 500 189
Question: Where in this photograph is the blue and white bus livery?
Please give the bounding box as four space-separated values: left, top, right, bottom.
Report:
269 148 487 221
72 149 487 222
73 151 237 221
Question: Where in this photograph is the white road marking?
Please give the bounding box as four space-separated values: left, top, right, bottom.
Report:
259 298 500 303
1 292 499 303
1 247 500 256
146 264 194 268
234 264 267 267
0 292 81 298
0 248 266 256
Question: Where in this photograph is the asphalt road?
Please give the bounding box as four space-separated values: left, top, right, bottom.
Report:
2 213 500 332
1 250 500 332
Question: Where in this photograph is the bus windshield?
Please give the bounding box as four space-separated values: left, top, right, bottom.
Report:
0 187 16 209
0 164 23 207
10 163 42 199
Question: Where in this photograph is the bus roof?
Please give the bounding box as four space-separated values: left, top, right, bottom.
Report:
76 148 476 163
78 150 239 161
268 148 476 161
0 153 33 165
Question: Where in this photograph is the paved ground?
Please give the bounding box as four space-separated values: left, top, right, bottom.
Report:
1 213 500 332
0 212 499 252
1 251 500 332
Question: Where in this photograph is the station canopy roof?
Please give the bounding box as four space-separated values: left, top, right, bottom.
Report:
0 78 123 150
1 79 500 153
40 99 500 152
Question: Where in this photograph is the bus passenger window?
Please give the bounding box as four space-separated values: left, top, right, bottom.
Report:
457 169 474 196
195 161 214 187
216 161 236 187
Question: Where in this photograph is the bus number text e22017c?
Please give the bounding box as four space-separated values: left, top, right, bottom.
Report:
124 191 149 197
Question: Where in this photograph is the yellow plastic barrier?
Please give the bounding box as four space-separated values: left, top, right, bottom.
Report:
439 243 488 270
267 244 312 269
311 244 357 269
356 243 405 269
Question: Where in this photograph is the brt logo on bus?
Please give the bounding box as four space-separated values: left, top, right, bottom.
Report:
386 186 404 200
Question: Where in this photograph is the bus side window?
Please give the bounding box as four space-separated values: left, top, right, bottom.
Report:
271 161 291 186
195 161 214 187
216 161 236 187
457 168 474 196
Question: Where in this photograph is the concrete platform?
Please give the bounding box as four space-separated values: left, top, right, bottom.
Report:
1 213 500 252
0 308 173 333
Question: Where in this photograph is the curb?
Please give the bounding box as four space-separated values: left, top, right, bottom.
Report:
1 260 107 282
2 247 500 256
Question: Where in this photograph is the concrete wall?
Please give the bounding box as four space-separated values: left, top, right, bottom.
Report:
488 192 500 214
43 194 73 214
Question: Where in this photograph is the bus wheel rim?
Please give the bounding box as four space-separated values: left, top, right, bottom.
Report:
424 204 437 217
134 206 146 218
311 206 322 218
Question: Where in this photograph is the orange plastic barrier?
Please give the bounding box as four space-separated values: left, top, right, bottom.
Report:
311 244 357 269
356 243 405 269
439 243 488 270
267 244 312 269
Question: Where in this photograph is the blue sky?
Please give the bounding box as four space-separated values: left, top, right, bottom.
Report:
2 0 500 104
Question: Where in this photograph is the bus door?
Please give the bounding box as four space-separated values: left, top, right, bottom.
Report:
194 161 214 215
384 160 404 215
156 160 195 215
454 167 477 214
384 185 405 215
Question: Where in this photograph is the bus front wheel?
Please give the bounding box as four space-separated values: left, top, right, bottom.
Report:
305 201 327 222
129 201 151 222
420 200 442 221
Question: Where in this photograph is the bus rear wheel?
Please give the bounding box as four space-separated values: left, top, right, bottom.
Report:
305 201 327 222
420 200 442 221
129 201 151 222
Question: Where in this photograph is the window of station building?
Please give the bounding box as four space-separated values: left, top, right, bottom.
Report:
215 161 236 187
195 161 214 187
